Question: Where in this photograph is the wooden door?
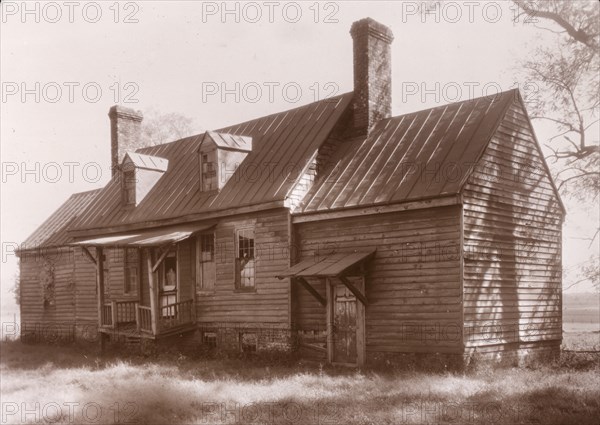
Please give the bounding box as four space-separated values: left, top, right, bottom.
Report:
332 285 358 364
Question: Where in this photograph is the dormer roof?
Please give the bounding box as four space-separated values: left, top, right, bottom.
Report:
200 131 252 152
123 152 169 172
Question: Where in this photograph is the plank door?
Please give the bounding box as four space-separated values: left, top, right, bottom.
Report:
332 284 358 364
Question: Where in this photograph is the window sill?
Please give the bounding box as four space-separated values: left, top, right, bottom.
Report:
233 288 257 294
197 291 216 297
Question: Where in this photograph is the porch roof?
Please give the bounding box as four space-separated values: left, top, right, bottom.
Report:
276 250 375 279
71 222 215 247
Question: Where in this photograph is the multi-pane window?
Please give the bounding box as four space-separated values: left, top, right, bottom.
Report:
124 248 139 295
159 249 177 317
235 227 255 289
203 331 217 348
201 152 217 191
196 233 216 292
123 170 136 205
161 251 177 291
102 253 110 296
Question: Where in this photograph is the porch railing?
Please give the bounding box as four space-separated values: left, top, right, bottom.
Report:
102 299 195 335
137 305 153 333
159 299 195 331
101 300 138 329
101 304 113 327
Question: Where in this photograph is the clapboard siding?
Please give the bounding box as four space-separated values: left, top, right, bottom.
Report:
462 100 563 350
196 209 291 324
20 248 76 332
178 239 195 302
294 205 463 354
74 247 98 323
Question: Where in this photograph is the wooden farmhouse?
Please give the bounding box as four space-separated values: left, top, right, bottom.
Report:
17 18 564 366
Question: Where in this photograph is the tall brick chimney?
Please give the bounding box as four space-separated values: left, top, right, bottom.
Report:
350 18 394 136
108 105 143 177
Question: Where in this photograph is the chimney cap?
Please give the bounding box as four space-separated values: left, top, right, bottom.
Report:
350 17 394 43
108 105 143 121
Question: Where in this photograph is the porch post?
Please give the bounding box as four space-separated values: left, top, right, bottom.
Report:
96 247 106 351
111 300 117 329
145 248 158 335
135 302 141 332
325 277 333 364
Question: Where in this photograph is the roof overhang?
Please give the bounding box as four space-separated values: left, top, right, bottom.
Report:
70 222 216 248
292 195 460 223
68 200 285 239
276 250 376 279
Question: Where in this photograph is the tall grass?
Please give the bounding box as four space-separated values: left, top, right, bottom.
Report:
1 339 598 425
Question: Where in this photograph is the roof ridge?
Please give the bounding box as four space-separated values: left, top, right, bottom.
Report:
384 88 518 124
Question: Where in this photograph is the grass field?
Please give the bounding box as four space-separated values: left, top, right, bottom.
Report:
1 332 599 425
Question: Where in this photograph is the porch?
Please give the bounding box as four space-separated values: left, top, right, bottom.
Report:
72 222 214 344
99 299 196 339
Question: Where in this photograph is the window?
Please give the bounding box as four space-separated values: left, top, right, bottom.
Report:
196 234 216 292
203 331 217 348
123 170 136 205
124 248 139 295
201 152 217 191
160 250 177 292
102 253 110 296
235 227 255 290
158 249 177 318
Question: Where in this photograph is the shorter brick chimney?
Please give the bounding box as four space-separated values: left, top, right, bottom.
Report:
350 18 394 136
108 105 143 177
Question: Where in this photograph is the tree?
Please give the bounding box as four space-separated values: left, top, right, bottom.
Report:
513 0 599 198
513 0 599 291
10 270 20 306
139 109 202 148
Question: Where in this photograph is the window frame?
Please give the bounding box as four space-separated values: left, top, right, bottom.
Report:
196 233 216 295
234 226 256 291
200 150 217 192
123 169 136 205
123 247 140 296
202 331 218 349
159 248 178 293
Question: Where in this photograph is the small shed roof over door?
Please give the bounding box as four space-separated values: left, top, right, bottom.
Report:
276 250 375 279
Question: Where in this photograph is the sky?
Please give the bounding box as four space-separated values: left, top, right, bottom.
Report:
1 1 598 319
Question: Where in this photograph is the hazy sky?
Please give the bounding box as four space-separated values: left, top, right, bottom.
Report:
1 0 598 304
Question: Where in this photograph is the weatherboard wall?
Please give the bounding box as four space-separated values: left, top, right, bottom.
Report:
461 99 563 356
19 248 77 341
194 209 291 326
293 206 464 356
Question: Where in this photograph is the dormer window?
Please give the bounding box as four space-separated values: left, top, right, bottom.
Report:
201 152 217 191
197 131 252 192
120 152 168 207
123 169 136 205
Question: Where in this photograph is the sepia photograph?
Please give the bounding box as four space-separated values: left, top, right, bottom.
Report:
1 1 599 424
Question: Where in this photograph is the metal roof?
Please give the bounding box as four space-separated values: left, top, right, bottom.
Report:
276 250 376 278
69 93 352 234
72 222 215 247
20 189 101 250
202 131 252 152
124 152 169 171
295 90 516 213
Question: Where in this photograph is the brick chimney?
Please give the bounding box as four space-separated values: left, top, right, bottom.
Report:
108 105 143 177
350 18 394 136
